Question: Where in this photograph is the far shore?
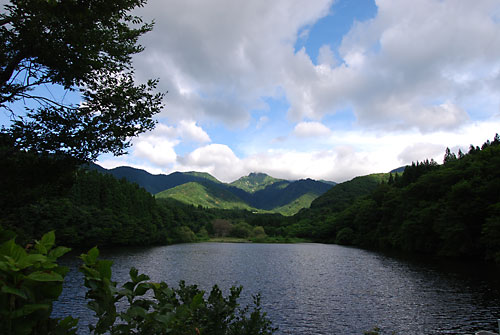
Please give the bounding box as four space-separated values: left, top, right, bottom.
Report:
204 236 312 243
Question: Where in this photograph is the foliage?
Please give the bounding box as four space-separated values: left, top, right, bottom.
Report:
1 0 163 161
0 228 277 334
0 229 77 335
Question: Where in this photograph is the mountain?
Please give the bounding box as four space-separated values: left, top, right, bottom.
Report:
88 164 335 215
230 173 286 193
390 166 406 173
309 173 389 213
86 163 222 194
156 182 252 210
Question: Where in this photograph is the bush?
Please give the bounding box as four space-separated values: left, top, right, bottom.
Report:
230 222 253 238
0 228 277 334
335 227 355 245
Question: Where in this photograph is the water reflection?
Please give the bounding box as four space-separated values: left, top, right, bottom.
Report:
55 243 500 334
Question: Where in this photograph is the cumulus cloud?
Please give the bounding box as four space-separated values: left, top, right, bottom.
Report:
283 0 500 131
123 120 211 168
92 0 500 183
397 143 445 165
133 0 333 126
293 121 332 137
177 144 245 181
177 120 211 143
134 138 178 166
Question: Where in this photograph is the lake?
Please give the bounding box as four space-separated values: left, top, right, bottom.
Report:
54 242 500 334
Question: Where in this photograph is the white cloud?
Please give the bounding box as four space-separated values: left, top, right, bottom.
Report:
281 0 500 131
95 0 500 183
293 121 332 137
317 45 337 67
98 117 500 183
132 0 334 126
397 143 445 165
177 144 245 182
134 138 178 166
177 120 211 143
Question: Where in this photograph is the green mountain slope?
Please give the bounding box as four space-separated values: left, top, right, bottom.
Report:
230 172 286 193
155 182 252 210
309 173 389 213
273 193 318 216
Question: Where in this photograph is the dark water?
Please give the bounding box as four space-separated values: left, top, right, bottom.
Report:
54 243 500 334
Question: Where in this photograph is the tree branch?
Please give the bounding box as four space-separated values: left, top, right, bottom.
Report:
0 52 25 89
17 92 79 111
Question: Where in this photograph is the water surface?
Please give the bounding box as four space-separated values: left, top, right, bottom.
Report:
55 243 500 334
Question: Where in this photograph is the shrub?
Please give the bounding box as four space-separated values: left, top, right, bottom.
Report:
0 227 277 334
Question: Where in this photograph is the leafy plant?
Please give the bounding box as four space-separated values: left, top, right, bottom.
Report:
1 227 277 334
0 228 77 334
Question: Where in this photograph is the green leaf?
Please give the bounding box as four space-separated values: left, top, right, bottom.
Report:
56 316 79 332
190 292 205 309
49 246 71 259
129 267 139 283
96 260 113 280
81 247 99 265
26 271 64 282
40 230 56 250
17 254 47 269
127 306 147 319
1 285 27 299
0 238 27 262
154 313 175 326
134 282 150 296
11 303 49 318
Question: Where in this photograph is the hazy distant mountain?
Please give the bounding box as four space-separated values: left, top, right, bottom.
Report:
88 164 335 215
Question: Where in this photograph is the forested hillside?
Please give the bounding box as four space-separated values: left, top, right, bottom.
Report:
301 136 500 263
156 182 253 210
93 164 334 215
89 163 224 194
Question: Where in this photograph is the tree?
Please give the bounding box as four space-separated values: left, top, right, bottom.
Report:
443 147 457 164
0 0 164 161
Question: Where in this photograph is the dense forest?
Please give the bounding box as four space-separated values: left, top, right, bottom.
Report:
298 135 500 263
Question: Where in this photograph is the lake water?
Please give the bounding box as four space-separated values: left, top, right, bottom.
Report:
54 243 500 334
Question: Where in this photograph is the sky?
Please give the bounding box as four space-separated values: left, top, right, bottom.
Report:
4 0 500 183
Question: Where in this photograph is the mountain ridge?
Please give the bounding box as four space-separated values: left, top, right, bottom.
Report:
87 163 336 215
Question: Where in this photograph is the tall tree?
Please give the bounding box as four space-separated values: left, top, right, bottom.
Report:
0 0 164 161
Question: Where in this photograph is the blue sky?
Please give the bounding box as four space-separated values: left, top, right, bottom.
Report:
3 0 500 182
